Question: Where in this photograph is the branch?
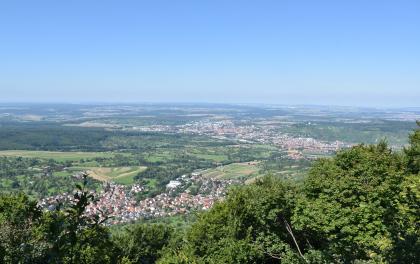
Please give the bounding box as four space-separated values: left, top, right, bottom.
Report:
282 217 307 263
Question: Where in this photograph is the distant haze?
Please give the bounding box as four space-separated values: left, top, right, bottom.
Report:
0 1 419 107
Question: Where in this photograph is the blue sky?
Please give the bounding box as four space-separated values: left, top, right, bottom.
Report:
0 0 419 106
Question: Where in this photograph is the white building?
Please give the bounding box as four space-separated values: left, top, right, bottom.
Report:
166 180 181 189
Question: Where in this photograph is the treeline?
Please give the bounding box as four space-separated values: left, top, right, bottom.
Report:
0 123 114 151
1 123 419 263
0 122 233 152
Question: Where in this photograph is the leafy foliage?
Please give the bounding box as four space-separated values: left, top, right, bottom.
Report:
159 177 305 263
114 224 173 264
404 121 420 174
0 175 118 263
293 142 406 262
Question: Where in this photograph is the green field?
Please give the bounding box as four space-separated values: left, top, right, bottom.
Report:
144 151 173 162
0 150 117 162
201 162 261 180
75 166 147 185
187 153 227 162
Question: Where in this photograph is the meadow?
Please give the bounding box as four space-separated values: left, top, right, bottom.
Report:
201 162 261 180
71 166 147 185
0 150 116 162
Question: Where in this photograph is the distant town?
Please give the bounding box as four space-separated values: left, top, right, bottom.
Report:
128 119 352 159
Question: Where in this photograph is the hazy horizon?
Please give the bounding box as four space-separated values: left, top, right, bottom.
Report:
1 101 420 111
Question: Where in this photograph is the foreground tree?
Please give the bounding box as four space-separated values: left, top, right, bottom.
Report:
0 175 118 264
113 223 173 264
293 142 408 262
0 193 46 263
404 121 420 174
158 177 311 263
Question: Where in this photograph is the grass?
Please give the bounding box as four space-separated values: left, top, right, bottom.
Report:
0 150 117 162
201 161 261 180
0 178 13 188
143 178 158 188
188 153 227 162
53 171 74 177
185 147 230 162
75 166 147 185
144 151 173 162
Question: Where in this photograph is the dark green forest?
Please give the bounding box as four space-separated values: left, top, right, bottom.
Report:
0 123 419 263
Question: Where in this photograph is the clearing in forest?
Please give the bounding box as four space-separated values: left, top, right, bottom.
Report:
0 150 116 162
80 166 147 185
201 161 260 180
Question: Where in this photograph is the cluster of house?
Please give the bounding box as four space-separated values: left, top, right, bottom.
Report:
39 172 241 225
120 118 352 159
180 120 351 158
271 136 350 159
179 120 238 136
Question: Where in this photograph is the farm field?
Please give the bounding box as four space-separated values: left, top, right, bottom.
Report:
201 161 261 180
76 166 148 185
0 150 117 162
186 152 227 162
